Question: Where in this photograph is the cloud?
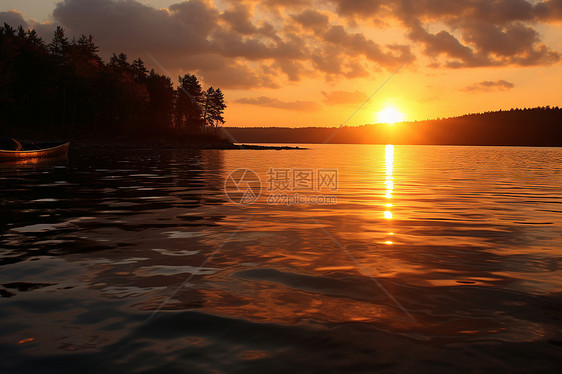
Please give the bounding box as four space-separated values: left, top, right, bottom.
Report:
221 4 257 35
48 0 287 88
234 96 320 111
52 0 216 56
402 4 560 67
462 80 515 92
5 0 562 93
532 0 562 22
42 0 416 89
291 9 330 28
330 0 385 18
292 9 413 70
192 57 280 89
298 1 561 68
45 0 316 86
46 0 413 84
0 10 28 28
321 90 368 105
330 0 561 68
1 9 56 41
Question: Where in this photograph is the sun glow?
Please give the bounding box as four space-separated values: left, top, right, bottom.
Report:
377 106 405 124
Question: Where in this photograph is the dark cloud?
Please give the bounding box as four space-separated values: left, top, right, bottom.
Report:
425 24 558 67
535 0 562 21
193 58 280 89
292 9 413 76
52 0 215 56
462 79 515 92
0 10 56 41
222 4 257 35
275 59 308 81
0 10 28 28
260 0 312 10
45 0 416 85
330 0 385 18
407 21 486 67
49 0 285 88
291 9 329 28
234 96 320 111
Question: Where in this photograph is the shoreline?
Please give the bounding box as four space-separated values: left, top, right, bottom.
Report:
69 140 304 151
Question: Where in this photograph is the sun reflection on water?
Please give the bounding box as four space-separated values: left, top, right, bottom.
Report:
384 145 395 243
384 145 394 220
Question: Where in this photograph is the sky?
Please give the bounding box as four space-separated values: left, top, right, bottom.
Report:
1 0 562 127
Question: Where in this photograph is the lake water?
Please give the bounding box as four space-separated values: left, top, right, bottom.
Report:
1 144 561 373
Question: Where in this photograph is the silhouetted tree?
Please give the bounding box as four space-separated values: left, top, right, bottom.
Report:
48 26 69 61
202 87 214 128
175 74 204 131
1 23 54 130
131 58 148 82
203 87 226 127
65 35 103 128
105 53 149 131
0 22 228 141
48 26 71 126
145 70 175 131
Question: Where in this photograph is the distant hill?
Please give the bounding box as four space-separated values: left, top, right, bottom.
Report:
226 107 562 146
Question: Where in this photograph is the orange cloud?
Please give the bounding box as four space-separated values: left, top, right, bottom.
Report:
234 96 320 111
462 80 515 92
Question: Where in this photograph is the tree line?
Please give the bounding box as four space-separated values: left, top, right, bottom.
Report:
0 23 226 139
227 107 562 146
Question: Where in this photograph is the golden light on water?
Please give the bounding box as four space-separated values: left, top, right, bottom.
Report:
385 144 394 175
384 144 394 222
383 145 395 244
385 179 393 189
377 106 405 124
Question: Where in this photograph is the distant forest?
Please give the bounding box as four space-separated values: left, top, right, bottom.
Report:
0 23 226 140
229 107 562 146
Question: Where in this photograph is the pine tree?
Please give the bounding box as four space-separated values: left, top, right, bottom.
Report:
175 74 203 131
48 27 71 126
146 69 175 131
131 58 148 82
26 29 43 47
0 22 229 140
48 26 69 64
202 86 215 127
209 88 226 127
108 52 130 72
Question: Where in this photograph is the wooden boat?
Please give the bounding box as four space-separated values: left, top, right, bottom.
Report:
0 141 70 162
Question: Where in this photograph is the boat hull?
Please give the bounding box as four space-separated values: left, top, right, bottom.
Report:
0 142 70 162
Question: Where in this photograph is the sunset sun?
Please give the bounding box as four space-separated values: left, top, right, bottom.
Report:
377 106 405 124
